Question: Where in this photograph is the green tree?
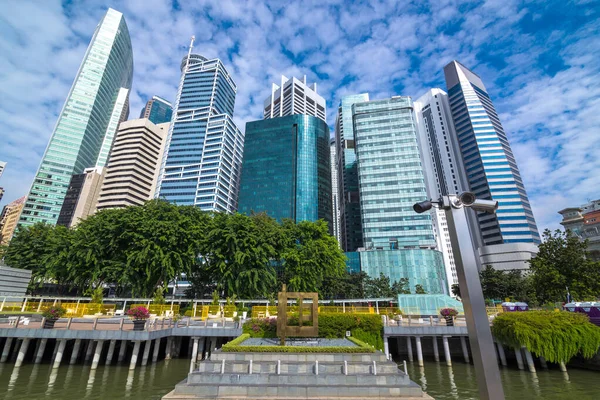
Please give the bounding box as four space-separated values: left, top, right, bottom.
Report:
414 284 427 294
364 273 396 298
392 278 410 294
529 229 600 303
320 271 368 299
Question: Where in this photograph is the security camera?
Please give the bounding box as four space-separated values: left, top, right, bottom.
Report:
458 192 476 206
469 199 498 214
413 200 433 214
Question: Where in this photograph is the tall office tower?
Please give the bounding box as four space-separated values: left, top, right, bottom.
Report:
263 76 326 122
140 95 173 124
156 45 244 213
57 167 105 227
0 161 6 179
330 139 341 246
444 61 540 246
97 119 168 210
350 96 447 294
0 196 26 245
20 8 133 226
414 88 481 291
238 115 332 229
335 93 369 252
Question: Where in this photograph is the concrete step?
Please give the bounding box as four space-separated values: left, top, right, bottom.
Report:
210 350 389 363
196 360 401 375
186 372 411 387
170 382 426 398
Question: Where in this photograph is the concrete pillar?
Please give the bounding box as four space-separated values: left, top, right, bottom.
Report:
52 340 60 361
523 347 536 373
539 356 548 369
514 347 524 370
197 337 205 361
118 340 127 362
130 341 141 370
70 339 82 365
432 336 440 362
15 338 31 367
496 342 507 367
106 340 117 365
460 336 470 363
141 340 151 366
406 337 413 362
383 336 390 359
1 337 14 362
209 336 217 359
415 336 423 367
91 340 104 370
35 338 48 364
84 340 95 362
152 339 160 363
190 338 199 373
442 336 452 366
53 339 67 369
165 337 173 360
559 361 567 372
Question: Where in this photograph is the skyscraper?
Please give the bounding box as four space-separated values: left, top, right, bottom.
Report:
140 95 173 125
238 115 332 228
0 196 26 245
20 8 133 226
0 161 6 179
444 61 540 245
348 96 447 294
97 119 168 210
335 93 369 252
330 139 341 245
156 46 244 213
56 167 105 227
263 76 326 122
414 88 481 291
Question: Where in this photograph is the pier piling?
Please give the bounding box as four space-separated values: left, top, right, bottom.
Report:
442 336 452 366
406 337 413 362
415 336 423 367
432 336 440 362
152 338 160 363
496 342 507 367
106 340 117 365
70 339 82 365
514 347 525 370
460 337 470 364
141 340 151 366
118 340 127 362
1 337 14 362
35 338 48 364
15 338 31 367
91 340 104 370
130 341 141 370
53 339 67 369
523 348 536 373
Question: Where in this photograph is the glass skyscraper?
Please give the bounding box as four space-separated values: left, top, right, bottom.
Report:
20 8 133 226
238 115 332 229
335 93 369 252
353 96 436 250
156 52 243 213
140 95 173 125
444 61 540 245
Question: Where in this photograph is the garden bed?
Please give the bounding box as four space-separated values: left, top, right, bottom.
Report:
222 334 375 353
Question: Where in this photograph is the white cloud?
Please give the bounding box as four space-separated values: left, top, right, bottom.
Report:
0 0 598 237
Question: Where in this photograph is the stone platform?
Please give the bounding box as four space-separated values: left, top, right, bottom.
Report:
163 350 432 399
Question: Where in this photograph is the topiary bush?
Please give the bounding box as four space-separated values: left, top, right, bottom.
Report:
491 311 600 364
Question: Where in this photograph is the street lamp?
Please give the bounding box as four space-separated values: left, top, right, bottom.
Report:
414 192 505 400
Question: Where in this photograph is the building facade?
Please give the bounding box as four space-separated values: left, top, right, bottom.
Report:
140 95 173 125
156 52 244 213
0 196 26 245
238 115 332 229
353 96 436 250
263 76 326 122
97 119 168 210
57 167 105 227
335 93 369 252
330 139 341 245
444 61 540 245
559 199 600 260
20 8 133 226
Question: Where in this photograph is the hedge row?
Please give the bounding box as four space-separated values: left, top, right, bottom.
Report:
242 313 384 350
221 334 375 353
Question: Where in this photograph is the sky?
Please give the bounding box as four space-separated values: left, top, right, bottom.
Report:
0 0 598 233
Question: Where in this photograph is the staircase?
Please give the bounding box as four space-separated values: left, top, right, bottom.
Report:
163 351 431 399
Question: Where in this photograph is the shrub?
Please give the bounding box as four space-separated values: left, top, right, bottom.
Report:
491 311 600 363
127 306 150 320
42 306 66 320
153 287 166 305
243 317 277 337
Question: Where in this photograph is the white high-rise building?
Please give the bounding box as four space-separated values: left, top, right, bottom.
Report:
263 75 326 122
414 88 481 292
330 139 341 246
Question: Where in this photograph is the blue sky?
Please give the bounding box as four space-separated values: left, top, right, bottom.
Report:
0 0 598 232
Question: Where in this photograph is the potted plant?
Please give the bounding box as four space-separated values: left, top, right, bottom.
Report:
42 306 67 329
238 305 249 320
440 308 459 326
127 306 150 331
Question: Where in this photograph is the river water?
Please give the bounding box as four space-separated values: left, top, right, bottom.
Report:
0 358 598 399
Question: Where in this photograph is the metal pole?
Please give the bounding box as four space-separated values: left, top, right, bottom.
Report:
444 201 504 399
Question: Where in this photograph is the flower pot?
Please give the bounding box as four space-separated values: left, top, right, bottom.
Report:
242 311 247 319
444 316 454 326
43 319 57 329
133 320 146 331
